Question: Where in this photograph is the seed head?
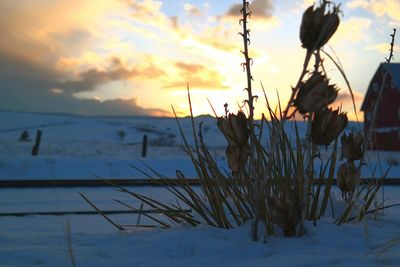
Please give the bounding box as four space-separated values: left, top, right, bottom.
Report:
294 72 338 114
311 108 348 146
217 111 249 147
341 132 364 161
217 111 249 173
225 143 250 173
267 192 301 237
337 161 359 197
300 1 340 52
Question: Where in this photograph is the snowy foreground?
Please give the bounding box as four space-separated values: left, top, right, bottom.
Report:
1 111 400 266
1 186 400 267
1 214 400 266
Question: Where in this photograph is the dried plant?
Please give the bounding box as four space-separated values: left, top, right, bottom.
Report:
217 111 250 173
337 161 359 199
341 132 363 161
86 0 393 240
294 72 338 114
311 107 348 146
18 130 30 142
300 1 340 52
335 28 397 223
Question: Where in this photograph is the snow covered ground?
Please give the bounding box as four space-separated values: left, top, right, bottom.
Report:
0 111 399 179
0 111 219 179
1 186 400 267
1 111 400 266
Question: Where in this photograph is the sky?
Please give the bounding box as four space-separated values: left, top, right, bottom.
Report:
0 0 399 120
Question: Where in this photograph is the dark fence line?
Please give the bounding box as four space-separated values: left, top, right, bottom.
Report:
1 178 399 188
0 209 192 217
0 179 201 188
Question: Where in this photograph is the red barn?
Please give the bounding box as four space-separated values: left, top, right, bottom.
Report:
361 63 400 151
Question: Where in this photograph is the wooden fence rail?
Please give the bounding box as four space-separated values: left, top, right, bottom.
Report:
1 178 399 188
0 209 192 217
0 179 200 188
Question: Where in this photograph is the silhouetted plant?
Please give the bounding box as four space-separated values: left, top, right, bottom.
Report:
86 0 390 239
19 130 30 142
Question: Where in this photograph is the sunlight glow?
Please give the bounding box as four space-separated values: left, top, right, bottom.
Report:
1 0 397 119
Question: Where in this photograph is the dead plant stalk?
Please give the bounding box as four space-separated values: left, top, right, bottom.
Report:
366 29 396 148
239 0 259 240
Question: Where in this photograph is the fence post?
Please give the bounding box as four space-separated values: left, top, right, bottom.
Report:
142 134 148 157
32 130 42 156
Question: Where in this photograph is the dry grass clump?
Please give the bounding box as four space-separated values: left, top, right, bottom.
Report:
85 0 391 239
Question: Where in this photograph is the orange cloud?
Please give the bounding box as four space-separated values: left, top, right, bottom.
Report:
163 61 229 90
0 1 125 64
122 0 260 54
335 90 364 105
59 56 164 92
0 0 287 118
332 90 365 121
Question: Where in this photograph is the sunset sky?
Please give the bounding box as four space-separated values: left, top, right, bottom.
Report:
0 0 399 120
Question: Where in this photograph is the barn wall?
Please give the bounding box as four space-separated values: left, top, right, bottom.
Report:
368 131 400 151
364 75 400 126
363 65 400 151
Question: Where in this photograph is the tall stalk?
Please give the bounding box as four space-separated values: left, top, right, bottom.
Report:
238 0 259 241
347 28 397 221
365 29 396 148
240 1 255 121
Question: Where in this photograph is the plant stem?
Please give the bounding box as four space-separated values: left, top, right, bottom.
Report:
241 1 254 123
260 31 312 238
300 115 313 234
301 52 321 231
239 0 258 241
282 50 312 121
338 29 396 224
321 48 360 122
366 29 396 147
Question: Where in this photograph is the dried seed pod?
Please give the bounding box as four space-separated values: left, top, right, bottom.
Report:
225 143 250 173
217 111 249 146
217 117 236 145
225 145 240 173
300 1 340 51
311 108 348 146
294 72 338 114
229 111 249 146
341 132 364 161
217 111 249 173
337 161 359 198
267 192 301 237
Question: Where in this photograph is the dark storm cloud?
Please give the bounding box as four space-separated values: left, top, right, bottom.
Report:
0 53 169 116
0 0 170 116
225 0 274 19
63 57 165 92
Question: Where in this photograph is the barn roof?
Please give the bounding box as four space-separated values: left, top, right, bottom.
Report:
382 63 400 88
361 63 400 111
